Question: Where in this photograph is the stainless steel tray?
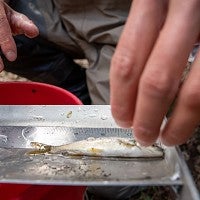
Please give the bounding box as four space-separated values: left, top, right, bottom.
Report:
0 106 198 200
0 126 179 186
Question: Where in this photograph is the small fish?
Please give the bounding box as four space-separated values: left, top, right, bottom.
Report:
29 137 164 158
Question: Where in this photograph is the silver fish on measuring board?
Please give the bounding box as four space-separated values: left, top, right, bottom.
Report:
29 137 164 158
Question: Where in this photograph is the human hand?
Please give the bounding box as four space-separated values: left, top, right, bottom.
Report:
0 1 39 70
110 0 200 146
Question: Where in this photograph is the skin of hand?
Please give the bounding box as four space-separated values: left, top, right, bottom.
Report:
0 1 39 71
110 0 200 146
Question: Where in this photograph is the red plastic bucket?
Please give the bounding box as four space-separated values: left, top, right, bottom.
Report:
0 81 85 200
0 81 82 105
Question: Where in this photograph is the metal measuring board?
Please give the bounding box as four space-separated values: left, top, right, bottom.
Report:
0 105 198 200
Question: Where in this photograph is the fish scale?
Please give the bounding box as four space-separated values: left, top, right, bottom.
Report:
0 105 198 200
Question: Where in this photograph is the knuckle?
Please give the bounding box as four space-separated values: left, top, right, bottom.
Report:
0 36 11 45
0 16 5 24
141 72 178 100
0 13 6 25
0 37 15 52
111 52 138 80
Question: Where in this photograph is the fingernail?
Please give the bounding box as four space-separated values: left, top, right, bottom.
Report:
6 51 17 61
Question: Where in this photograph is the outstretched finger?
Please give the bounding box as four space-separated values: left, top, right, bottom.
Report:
4 3 39 38
110 0 167 127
